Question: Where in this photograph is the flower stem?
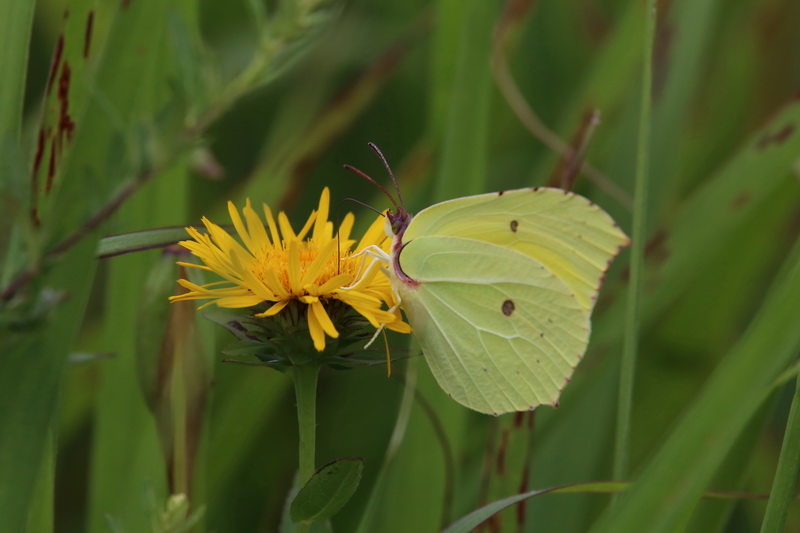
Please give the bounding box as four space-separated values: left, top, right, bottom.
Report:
292 364 320 487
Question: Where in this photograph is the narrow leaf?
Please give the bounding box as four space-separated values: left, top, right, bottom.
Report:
290 457 364 523
760 374 800 532
591 237 800 532
96 227 194 258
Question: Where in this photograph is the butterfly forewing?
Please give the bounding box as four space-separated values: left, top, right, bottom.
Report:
402 187 630 312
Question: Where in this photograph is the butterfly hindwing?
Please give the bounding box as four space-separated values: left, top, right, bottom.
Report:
391 235 589 415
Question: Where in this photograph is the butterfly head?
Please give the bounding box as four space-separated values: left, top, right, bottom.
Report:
386 207 412 239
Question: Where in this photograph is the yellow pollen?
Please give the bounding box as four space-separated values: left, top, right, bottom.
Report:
252 241 359 294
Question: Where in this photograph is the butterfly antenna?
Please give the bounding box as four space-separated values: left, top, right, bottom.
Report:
343 163 400 212
334 198 386 274
342 197 384 217
368 142 406 210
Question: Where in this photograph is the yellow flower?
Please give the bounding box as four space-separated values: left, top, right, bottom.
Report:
170 188 410 352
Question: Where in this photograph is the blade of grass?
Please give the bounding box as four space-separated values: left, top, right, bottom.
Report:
593 95 800 349
0 1 33 142
354 359 418 533
432 0 498 200
0 3 94 529
0 235 97 532
760 374 800 532
591 235 800 532
613 0 656 483
648 0 723 217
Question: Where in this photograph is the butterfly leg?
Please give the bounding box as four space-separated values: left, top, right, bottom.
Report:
346 245 406 349
341 245 390 291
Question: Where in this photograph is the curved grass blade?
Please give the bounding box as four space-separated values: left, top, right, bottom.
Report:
760 373 800 532
591 237 800 532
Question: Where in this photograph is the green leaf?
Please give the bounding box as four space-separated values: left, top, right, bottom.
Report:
443 482 626 533
96 227 192 258
0 1 34 142
590 237 800 532
290 457 364 524
760 374 800 532
432 0 498 201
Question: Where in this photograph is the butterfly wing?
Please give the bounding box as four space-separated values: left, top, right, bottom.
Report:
402 187 630 312
391 236 589 415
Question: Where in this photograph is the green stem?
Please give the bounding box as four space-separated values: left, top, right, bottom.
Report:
292 364 320 487
614 0 656 483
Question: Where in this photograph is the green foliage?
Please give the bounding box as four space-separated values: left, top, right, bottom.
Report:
290 458 365 524
1 0 799 532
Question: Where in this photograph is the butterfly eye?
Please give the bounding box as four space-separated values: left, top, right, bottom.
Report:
387 209 411 237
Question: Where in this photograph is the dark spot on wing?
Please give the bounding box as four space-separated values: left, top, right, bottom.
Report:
510 220 518 232
502 299 515 316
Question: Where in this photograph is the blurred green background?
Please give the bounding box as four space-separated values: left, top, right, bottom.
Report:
2 0 800 531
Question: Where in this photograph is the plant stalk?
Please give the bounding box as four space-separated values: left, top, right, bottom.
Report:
613 0 656 483
293 364 320 477
292 363 320 533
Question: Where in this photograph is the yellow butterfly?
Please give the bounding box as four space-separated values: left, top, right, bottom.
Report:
348 144 630 415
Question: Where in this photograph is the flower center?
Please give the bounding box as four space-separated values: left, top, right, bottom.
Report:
251 241 360 296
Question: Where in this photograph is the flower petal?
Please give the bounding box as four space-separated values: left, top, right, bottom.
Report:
257 300 289 317
312 187 330 242
296 209 317 241
309 300 339 338
357 212 389 251
306 304 327 351
243 199 271 251
337 212 355 244
287 240 302 295
228 201 252 251
263 203 281 245
313 273 353 295
300 238 338 288
278 212 297 241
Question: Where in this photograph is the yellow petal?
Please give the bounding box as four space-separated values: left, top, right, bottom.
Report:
263 203 281 245
257 300 289 317
264 268 291 299
300 238 338 288
228 201 252 251
287 240 302 295
242 199 271 251
306 304 326 351
314 273 354 295
278 212 297 241
357 212 389 251
296 209 317 241
312 187 330 242
309 300 339 338
337 212 355 243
